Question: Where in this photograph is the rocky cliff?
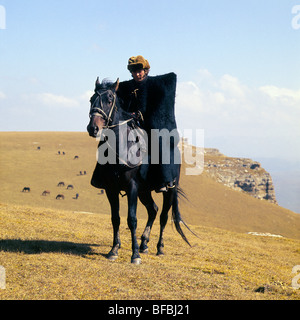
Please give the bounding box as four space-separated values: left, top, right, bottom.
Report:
203 148 277 204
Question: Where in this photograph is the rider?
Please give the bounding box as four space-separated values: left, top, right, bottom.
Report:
118 55 150 119
118 55 177 193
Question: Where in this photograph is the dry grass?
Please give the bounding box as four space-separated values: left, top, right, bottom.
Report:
0 203 299 300
0 132 300 300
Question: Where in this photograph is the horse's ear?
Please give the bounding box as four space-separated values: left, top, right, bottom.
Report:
112 78 119 92
95 77 101 90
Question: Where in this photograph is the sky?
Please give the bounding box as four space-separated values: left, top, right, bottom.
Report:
0 0 300 210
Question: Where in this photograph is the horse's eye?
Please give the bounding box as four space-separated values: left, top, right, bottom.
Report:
108 94 114 103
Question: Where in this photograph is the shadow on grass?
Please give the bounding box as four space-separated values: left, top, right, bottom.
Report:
0 239 101 256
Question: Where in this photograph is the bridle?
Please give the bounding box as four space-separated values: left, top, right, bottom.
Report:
89 90 134 129
89 90 117 128
88 88 146 169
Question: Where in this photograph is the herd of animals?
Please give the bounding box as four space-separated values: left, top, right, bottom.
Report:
21 147 101 200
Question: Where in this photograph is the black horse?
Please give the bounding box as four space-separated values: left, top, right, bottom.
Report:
87 78 190 264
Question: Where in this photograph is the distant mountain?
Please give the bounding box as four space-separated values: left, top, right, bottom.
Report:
202 148 277 204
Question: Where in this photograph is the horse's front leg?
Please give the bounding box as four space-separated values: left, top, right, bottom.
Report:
106 189 121 261
127 181 141 264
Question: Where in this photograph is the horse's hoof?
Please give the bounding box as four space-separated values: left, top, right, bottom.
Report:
107 253 118 261
131 257 142 265
139 248 149 254
156 251 164 256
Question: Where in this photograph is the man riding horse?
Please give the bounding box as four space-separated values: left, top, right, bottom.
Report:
91 55 179 193
87 57 190 263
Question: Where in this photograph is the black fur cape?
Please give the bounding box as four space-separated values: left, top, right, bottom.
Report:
118 72 177 132
118 72 179 187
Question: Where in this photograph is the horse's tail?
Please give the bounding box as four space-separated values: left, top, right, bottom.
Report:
172 186 200 246
172 187 191 246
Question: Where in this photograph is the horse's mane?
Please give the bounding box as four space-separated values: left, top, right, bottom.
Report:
96 78 114 91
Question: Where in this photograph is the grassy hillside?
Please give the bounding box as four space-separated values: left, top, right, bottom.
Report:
0 132 299 239
0 203 299 300
0 132 300 300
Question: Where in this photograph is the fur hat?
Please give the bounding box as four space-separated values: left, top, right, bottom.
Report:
127 55 150 72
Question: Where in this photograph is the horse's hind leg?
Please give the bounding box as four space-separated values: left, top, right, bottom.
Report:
138 191 158 253
106 189 121 261
157 189 174 256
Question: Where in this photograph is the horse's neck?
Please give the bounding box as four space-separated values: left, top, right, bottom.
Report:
111 108 133 153
112 103 132 124
110 111 122 148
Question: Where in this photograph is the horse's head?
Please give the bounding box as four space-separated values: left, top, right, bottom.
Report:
87 77 119 137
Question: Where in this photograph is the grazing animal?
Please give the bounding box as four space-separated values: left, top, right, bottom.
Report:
87 76 191 264
57 182 65 187
73 193 79 200
74 155 79 159
56 194 65 200
22 187 30 192
42 190 50 196
67 185 74 190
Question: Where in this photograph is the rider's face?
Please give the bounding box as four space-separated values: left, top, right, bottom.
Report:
131 69 146 82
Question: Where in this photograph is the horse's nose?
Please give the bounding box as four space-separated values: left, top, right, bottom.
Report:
87 125 99 137
93 126 99 136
